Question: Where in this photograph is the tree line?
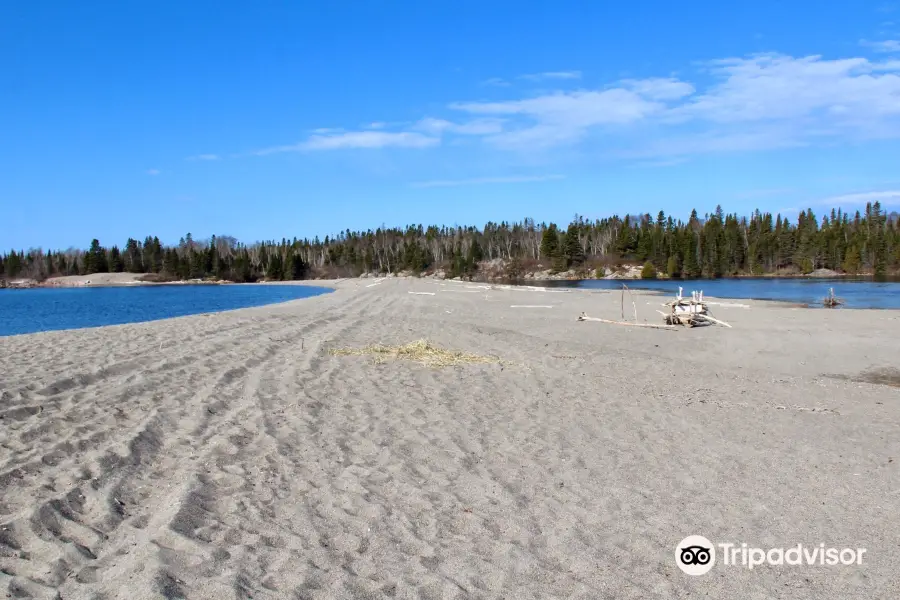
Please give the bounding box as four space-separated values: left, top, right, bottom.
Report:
2 202 898 283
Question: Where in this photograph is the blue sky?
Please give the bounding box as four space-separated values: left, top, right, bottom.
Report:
3 1 900 250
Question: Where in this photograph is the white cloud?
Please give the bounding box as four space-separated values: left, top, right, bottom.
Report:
453 89 663 124
519 71 582 81
305 131 439 150
187 154 220 161
409 174 565 188
620 78 695 100
146 169 160 176
445 53 900 155
481 77 510 87
247 52 900 162
674 54 900 124
254 131 439 154
861 39 900 52
816 190 900 206
452 88 668 148
413 117 504 135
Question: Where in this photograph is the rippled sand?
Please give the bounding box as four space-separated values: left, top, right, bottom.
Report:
1 278 898 599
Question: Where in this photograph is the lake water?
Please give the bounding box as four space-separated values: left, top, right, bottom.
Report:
0 284 333 337
536 277 900 309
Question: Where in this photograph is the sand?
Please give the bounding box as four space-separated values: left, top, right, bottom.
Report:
40 273 153 287
1 278 899 599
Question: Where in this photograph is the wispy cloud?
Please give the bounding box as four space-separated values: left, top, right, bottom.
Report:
409 174 565 188
620 78 695 100
254 131 439 154
447 53 900 155
816 190 900 206
519 71 582 81
413 117 505 135
187 154 220 161
246 50 900 163
452 87 671 148
146 169 160 176
861 38 900 52
481 77 510 87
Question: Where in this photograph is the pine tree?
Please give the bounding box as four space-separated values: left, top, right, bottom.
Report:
682 233 700 278
465 239 483 277
109 246 125 272
290 253 308 280
564 224 585 266
85 239 108 274
267 252 284 280
540 224 560 263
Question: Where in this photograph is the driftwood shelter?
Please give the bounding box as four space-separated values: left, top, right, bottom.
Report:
577 285 732 330
659 288 732 328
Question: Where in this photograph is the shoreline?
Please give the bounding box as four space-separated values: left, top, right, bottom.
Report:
4 263 895 291
1 277 898 598
4 272 893 311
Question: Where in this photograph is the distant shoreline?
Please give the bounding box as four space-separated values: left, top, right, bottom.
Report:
2 264 895 291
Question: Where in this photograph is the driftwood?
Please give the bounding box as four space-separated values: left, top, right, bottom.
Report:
661 288 732 328
822 287 844 308
578 285 730 330
693 313 732 328
621 284 638 322
578 313 678 330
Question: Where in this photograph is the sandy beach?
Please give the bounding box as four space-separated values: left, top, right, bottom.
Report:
1 278 898 599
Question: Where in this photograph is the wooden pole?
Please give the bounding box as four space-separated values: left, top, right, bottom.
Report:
578 313 678 330
694 314 732 328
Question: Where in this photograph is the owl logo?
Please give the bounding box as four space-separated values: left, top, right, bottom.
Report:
680 545 712 565
676 536 716 575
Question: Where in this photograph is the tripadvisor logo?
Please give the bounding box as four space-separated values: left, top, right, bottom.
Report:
676 535 866 575
676 535 716 575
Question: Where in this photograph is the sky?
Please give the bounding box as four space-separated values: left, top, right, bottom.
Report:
3 1 900 250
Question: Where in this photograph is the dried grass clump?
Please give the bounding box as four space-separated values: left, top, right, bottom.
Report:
328 339 500 367
853 367 900 388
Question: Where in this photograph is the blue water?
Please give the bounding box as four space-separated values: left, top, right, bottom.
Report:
0 284 333 336
536 278 900 309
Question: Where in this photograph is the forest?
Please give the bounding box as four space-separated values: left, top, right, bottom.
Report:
2 202 898 283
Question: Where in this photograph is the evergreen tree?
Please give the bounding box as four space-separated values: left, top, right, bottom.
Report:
564 224 585 266
85 239 108 274
124 238 142 272
109 246 125 273
682 233 701 278
267 251 284 280
540 224 560 262
4 203 900 284
289 252 308 280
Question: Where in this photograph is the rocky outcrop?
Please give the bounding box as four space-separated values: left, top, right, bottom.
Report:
0 278 38 289
808 268 842 278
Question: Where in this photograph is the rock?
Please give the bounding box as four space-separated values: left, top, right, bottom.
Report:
808 268 842 278
3 278 38 289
